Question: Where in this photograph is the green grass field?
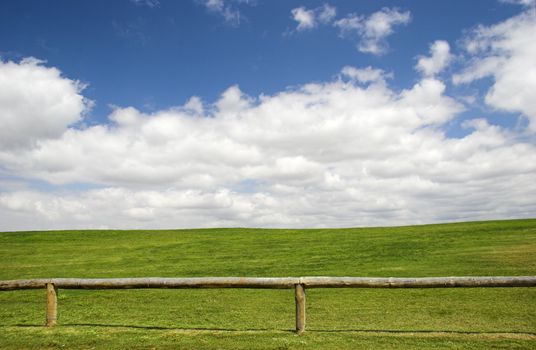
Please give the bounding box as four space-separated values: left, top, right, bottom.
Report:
1 219 535 349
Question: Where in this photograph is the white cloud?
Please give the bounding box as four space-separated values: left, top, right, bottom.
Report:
318 4 337 24
183 96 205 115
216 84 252 114
130 0 160 8
334 7 411 55
340 66 392 84
198 0 252 26
416 40 453 77
290 5 409 55
291 4 336 31
499 0 535 7
399 78 464 125
203 0 224 12
1 55 536 230
0 57 89 150
333 14 362 34
291 7 317 31
453 9 536 130
3 6 536 230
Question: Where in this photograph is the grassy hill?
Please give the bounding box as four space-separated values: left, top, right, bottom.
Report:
1 219 535 349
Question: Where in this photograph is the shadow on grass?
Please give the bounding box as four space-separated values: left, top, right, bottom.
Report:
5 323 536 337
68 323 279 332
307 329 536 336
8 323 283 332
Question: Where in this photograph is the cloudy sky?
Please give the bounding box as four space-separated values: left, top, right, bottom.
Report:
0 0 535 230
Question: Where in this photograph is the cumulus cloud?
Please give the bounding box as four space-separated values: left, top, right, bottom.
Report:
416 40 453 76
0 57 89 150
453 9 536 130
291 4 336 31
334 7 411 55
1 8 536 230
2 55 536 230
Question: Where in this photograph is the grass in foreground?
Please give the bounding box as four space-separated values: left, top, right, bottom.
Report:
1 219 535 349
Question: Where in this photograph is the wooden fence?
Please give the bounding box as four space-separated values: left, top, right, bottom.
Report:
1 276 536 333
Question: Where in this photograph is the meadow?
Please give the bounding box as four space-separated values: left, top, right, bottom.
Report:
0 219 535 349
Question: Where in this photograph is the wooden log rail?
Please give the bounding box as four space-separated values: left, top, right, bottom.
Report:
1 276 536 332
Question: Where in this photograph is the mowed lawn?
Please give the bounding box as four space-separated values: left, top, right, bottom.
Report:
0 219 535 349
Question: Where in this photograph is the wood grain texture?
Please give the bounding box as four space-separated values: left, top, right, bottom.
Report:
0 277 299 290
299 276 536 288
295 284 306 334
46 283 57 327
1 276 536 291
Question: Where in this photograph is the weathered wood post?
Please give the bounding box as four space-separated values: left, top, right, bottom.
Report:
46 283 57 327
295 283 306 334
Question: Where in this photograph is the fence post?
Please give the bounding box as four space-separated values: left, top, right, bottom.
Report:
46 283 57 327
295 283 306 334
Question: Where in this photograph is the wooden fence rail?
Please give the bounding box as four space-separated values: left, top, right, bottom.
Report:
2 276 536 333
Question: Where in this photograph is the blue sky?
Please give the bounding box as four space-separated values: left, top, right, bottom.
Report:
0 0 522 124
0 0 535 230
